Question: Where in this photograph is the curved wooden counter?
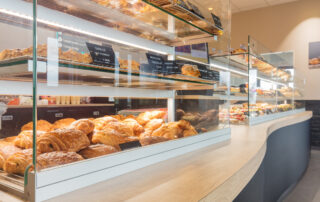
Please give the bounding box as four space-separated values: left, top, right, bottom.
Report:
0 111 312 202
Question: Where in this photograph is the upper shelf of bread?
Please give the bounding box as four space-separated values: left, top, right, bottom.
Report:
31 0 227 47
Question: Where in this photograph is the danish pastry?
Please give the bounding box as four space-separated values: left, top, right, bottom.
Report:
181 64 200 78
140 118 164 138
91 130 127 148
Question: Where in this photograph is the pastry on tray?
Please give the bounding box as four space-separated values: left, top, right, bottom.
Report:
78 144 119 159
14 130 46 149
70 119 95 135
51 118 76 130
0 145 22 170
21 120 52 132
136 110 166 126
3 149 33 175
36 151 84 170
37 128 90 153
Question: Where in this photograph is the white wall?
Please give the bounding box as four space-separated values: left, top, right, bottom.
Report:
231 0 320 100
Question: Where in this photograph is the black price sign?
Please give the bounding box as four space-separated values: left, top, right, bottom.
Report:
146 53 164 74
163 60 181 75
119 140 142 151
198 64 210 79
86 42 115 67
211 13 223 30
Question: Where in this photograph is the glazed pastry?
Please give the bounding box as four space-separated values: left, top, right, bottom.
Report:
231 48 247 54
4 149 33 175
0 145 22 169
0 49 12 60
101 121 134 137
93 117 118 130
37 128 90 153
37 151 84 170
78 144 118 159
14 130 46 149
139 136 169 146
122 118 144 136
151 122 183 140
136 110 166 126
21 120 52 132
70 119 95 135
181 64 200 78
51 118 76 130
309 58 320 65
91 130 127 148
140 119 164 138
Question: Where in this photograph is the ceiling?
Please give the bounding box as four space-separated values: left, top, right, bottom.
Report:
231 0 299 13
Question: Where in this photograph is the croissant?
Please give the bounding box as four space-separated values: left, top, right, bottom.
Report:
109 114 125 121
93 117 118 130
4 149 33 175
102 121 134 137
21 120 52 132
139 136 169 146
0 136 17 147
0 145 22 169
140 119 164 138
37 151 84 170
122 118 144 136
78 144 119 159
14 130 45 149
182 126 198 137
91 130 127 148
136 111 166 126
37 128 90 153
151 122 183 140
70 119 95 135
51 118 76 130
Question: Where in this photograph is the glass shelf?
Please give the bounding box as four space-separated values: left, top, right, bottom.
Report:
0 57 216 90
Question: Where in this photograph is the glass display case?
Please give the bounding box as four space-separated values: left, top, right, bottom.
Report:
211 36 305 125
0 0 231 201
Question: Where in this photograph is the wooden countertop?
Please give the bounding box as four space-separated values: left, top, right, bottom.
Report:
0 111 312 202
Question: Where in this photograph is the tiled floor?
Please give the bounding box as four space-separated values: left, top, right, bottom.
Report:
284 149 320 202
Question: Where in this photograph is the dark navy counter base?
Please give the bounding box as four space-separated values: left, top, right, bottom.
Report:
234 120 310 202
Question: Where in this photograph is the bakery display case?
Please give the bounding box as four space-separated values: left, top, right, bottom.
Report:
0 0 231 201
211 36 305 125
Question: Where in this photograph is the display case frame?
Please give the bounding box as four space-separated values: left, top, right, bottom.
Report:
0 0 231 201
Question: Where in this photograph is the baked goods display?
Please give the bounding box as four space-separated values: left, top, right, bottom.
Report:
0 110 201 176
0 44 93 64
181 64 200 78
176 109 219 132
91 0 156 16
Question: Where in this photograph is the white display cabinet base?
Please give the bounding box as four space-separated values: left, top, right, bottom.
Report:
25 128 230 202
249 108 306 126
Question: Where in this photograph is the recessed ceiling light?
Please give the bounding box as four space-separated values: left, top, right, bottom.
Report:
208 8 213 11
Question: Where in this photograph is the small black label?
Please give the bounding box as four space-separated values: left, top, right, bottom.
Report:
211 13 223 30
197 64 210 79
86 42 115 67
146 53 164 74
119 140 142 151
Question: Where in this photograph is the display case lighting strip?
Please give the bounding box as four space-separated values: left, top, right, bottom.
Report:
0 8 169 55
